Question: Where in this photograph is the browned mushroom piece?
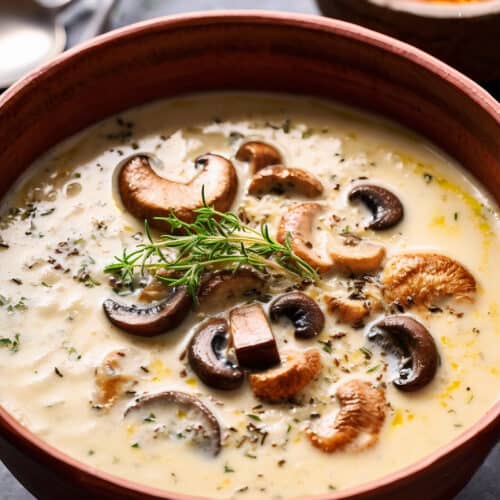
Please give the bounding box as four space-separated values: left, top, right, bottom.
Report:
197 267 266 309
367 315 439 391
118 153 238 230
382 253 476 307
93 350 136 408
235 141 282 173
248 165 324 198
229 303 280 370
325 287 383 328
269 292 325 338
249 349 322 402
103 286 191 337
306 379 386 453
125 391 221 456
277 203 385 274
188 318 244 390
326 296 371 327
329 240 386 275
277 203 333 273
349 184 404 230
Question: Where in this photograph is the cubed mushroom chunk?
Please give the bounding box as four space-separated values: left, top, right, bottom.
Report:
229 303 280 370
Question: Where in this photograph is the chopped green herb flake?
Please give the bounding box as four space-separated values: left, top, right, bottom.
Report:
317 340 332 354
224 464 235 473
359 347 373 359
247 414 261 422
366 364 380 373
0 333 20 353
423 173 433 184
131 443 140 448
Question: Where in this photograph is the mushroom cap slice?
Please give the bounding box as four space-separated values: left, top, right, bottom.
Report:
329 240 386 274
188 318 244 390
103 285 191 336
277 203 333 272
325 296 370 327
349 184 404 230
382 253 476 307
125 391 221 456
270 292 325 338
306 380 386 453
236 141 282 173
248 165 324 198
367 315 439 391
118 153 238 230
197 267 266 309
249 349 322 402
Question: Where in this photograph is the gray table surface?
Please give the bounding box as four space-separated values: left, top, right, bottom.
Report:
1 0 499 498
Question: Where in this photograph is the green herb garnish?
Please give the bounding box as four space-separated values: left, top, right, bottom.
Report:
104 194 318 301
0 333 20 353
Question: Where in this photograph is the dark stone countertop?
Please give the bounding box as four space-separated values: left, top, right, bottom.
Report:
1 0 498 498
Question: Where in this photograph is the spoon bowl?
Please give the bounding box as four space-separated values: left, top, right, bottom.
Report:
0 0 72 88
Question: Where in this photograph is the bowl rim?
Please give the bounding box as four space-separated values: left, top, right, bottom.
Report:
0 10 499 500
365 0 500 18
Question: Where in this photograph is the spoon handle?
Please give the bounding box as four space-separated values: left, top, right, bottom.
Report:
78 0 116 42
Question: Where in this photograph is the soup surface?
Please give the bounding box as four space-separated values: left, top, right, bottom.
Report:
0 93 499 499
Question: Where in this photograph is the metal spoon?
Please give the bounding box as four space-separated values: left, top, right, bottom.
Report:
0 0 116 89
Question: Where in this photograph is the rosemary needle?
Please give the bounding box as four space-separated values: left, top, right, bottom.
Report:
104 199 318 301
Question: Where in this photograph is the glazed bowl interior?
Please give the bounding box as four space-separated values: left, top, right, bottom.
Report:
0 11 499 500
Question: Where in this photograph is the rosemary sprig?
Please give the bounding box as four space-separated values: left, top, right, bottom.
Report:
104 200 318 301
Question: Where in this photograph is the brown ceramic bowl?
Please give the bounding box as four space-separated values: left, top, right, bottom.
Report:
0 11 499 500
319 0 500 81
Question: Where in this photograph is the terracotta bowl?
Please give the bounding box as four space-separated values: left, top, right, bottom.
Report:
0 11 499 500
319 0 500 81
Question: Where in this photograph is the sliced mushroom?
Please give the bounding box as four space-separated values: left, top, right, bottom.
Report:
349 185 404 230
229 303 280 370
103 286 191 336
277 203 385 274
277 203 333 272
306 379 386 452
367 315 439 391
325 288 382 328
248 165 323 198
125 391 221 456
188 318 244 390
329 240 386 275
118 153 238 230
93 350 136 408
236 141 282 173
249 349 322 402
382 253 476 307
270 292 325 338
326 297 370 327
197 267 266 309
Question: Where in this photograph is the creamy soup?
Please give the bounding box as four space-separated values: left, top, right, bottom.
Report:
0 93 499 499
